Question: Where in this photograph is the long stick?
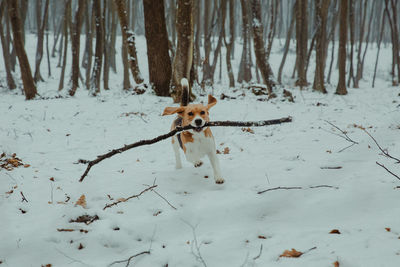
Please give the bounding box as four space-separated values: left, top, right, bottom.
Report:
78 117 292 182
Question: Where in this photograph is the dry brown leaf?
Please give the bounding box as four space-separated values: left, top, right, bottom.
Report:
279 248 303 258
41 264 52 267
241 127 255 134
23 164 30 168
258 235 267 239
330 229 341 234
333 260 339 267
49 177 55 181
385 227 391 232
78 243 84 250
75 194 87 209
223 147 230 154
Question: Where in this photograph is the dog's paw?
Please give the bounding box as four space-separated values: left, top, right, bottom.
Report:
215 177 225 184
194 161 203 168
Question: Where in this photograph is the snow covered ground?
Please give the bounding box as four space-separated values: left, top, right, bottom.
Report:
1 35 399 267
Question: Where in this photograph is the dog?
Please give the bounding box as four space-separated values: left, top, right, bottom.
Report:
162 78 224 184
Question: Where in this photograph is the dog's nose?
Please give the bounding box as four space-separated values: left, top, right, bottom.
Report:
195 119 203 126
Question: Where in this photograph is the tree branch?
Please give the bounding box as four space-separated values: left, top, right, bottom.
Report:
78 117 292 182
364 129 400 163
376 161 400 181
108 251 150 267
103 185 157 210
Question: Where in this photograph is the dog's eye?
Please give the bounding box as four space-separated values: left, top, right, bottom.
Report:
200 111 205 115
188 112 194 116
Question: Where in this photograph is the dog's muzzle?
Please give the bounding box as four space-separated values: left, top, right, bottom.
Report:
192 118 205 132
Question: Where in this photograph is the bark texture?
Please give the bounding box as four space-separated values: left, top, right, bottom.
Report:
336 0 348 95
8 0 37 99
143 0 171 96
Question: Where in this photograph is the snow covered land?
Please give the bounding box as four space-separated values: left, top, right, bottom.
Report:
1 35 399 267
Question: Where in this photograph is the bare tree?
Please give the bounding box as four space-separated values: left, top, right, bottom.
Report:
7 0 37 99
238 0 252 83
250 0 275 95
336 0 348 95
170 0 194 103
295 0 308 87
58 0 71 91
114 0 144 85
33 0 50 83
312 0 330 93
68 0 86 96
0 0 16 90
223 0 235 87
90 0 103 95
143 0 171 96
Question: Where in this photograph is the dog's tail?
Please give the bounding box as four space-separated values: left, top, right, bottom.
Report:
180 78 189 106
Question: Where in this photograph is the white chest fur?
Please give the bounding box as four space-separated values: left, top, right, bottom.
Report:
184 131 215 163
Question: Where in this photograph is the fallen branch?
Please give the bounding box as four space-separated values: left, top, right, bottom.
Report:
103 184 157 210
20 191 28 202
78 117 292 182
257 185 338 194
108 251 150 267
323 120 358 152
376 161 400 181
364 129 400 163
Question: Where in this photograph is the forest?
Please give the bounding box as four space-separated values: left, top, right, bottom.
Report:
1 0 400 266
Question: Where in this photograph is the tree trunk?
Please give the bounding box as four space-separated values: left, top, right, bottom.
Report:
33 0 50 83
114 0 143 84
90 0 103 95
312 0 330 93
347 0 355 87
58 0 70 91
238 0 252 83
170 0 194 103
278 3 295 84
223 0 235 88
7 0 37 99
143 0 172 96
102 0 110 90
336 0 348 95
372 8 386 88
354 0 367 88
295 0 308 87
0 0 16 89
68 0 86 96
250 0 275 95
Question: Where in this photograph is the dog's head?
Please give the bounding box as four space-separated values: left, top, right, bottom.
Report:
162 95 217 132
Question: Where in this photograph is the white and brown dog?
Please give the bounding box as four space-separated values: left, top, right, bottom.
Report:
162 78 224 184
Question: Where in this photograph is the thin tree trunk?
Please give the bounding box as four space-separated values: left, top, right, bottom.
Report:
114 0 143 84
68 0 86 96
372 8 386 88
278 3 295 84
7 0 37 99
170 0 194 103
58 0 70 91
223 0 235 88
312 0 330 93
143 0 172 96
295 0 308 87
109 1 117 73
347 0 355 87
359 0 375 81
90 0 103 95
250 0 275 95
102 0 109 90
34 0 50 83
354 0 367 88
327 0 338 84
336 0 348 95
238 0 252 83
0 1 16 89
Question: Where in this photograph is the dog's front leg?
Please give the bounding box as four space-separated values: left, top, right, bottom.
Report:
172 137 182 169
207 151 224 184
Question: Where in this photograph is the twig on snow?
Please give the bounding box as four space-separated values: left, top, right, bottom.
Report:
253 244 264 260
376 161 400 181
152 190 177 210
20 191 28 202
108 251 150 267
363 129 400 163
103 185 157 210
77 117 292 182
182 220 208 267
323 120 358 152
257 185 338 194
257 186 303 194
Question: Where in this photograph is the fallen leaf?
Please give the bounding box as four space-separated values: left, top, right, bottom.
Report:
75 195 87 209
280 248 303 258
223 147 230 154
23 164 30 168
330 229 341 234
258 235 267 239
241 127 254 134
41 264 52 267
57 228 75 232
49 177 54 181
385 228 391 232
78 243 84 250
333 261 339 267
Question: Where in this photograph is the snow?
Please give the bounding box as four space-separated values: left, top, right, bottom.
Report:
0 34 399 267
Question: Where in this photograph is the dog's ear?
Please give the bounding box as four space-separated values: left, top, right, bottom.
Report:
162 106 185 116
207 95 217 109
